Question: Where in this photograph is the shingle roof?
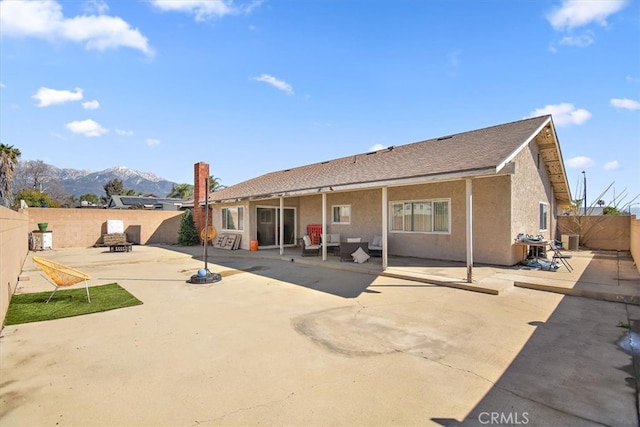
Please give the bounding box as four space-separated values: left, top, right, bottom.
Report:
208 115 569 203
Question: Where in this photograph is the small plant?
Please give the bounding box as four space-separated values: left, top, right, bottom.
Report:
617 321 630 329
177 210 199 246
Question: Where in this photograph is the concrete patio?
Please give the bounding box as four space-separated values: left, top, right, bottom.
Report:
1 244 639 426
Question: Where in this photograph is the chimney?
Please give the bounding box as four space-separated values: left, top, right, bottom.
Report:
193 162 210 236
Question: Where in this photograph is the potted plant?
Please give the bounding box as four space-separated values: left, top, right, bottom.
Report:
37 223 48 231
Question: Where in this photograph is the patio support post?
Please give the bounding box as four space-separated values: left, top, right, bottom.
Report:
466 179 473 283
322 192 327 260
382 186 388 270
279 197 284 256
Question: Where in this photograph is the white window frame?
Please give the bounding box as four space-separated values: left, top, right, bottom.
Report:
539 202 548 231
222 206 244 231
332 205 351 224
389 198 451 234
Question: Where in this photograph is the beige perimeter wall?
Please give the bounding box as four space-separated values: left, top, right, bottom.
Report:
557 215 631 251
631 216 640 274
22 208 183 248
0 207 29 325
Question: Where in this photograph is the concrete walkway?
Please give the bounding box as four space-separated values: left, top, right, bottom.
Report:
1 245 639 426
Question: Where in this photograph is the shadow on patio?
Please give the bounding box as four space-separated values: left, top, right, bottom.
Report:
430 290 638 426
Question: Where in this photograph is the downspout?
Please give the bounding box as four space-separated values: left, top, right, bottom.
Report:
279 196 284 256
382 186 388 270
466 179 473 283
322 192 327 260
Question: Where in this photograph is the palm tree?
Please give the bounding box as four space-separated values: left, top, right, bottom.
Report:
0 143 22 207
209 176 226 192
167 183 194 198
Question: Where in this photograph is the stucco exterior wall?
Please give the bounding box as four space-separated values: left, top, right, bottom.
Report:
323 189 383 242
0 207 29 325
22 208 183 248
387 181 464 260
510 141 556 264
472 176 514 265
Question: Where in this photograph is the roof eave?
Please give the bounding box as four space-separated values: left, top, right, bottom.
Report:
207 167 506 203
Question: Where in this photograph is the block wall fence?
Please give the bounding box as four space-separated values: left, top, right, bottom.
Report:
22 208 183 248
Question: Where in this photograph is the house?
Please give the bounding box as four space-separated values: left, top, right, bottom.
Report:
191 115 572 270
107 195 185 210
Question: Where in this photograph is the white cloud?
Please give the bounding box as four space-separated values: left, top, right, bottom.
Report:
32 87 83 107
611 98 640 111
558 32 595 48
115 128 134 136
149 0 262 21
528 103 592 126
83 0 110 15
0 0 153 55
0 82 5 88
369 144 386 152
566 156 595 168
253 74 294 95
603 160 620 171
65 119 108 137
626 75 640 84
82 100 100 110
547 0 628 31
146 138 160 147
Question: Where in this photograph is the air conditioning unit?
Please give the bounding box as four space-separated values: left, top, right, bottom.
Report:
561 234 579 251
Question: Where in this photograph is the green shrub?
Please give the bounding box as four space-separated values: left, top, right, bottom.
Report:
178 209 200 246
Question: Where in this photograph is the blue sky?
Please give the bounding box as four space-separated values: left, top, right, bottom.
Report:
1 0 639 209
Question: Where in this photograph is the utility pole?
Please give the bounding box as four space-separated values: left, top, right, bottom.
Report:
582 171 587 215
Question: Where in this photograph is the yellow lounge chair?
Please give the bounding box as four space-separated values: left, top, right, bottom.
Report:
32 256 92 303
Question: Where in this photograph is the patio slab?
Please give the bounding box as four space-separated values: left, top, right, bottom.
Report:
1 245 638 426
207 245 640 304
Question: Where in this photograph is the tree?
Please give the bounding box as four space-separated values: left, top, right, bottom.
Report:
104 178 124 198
603 206 621 215
13 188 60 208
0 143 21 207
14 160 54 192
167 183 194 198
209 176 225 192
177 209 200 245
101 178 141 203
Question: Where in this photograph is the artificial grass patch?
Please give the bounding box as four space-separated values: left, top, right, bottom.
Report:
4 283 143 326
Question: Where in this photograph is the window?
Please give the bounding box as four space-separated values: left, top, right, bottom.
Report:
222 206 244 231
539 202 548 231
259 209 272 224
332 205 351 224
390 199 450 233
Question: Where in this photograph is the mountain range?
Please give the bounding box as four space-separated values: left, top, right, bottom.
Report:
16 163 179 198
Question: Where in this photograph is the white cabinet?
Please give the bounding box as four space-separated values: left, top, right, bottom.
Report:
32 231 53 250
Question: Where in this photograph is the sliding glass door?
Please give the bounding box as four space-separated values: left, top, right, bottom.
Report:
256 207 296 247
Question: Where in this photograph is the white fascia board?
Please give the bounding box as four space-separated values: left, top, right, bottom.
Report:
496 116 551 173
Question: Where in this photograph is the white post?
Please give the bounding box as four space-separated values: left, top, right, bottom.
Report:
382 187 388 270
322 192 327 260
279 197 284 256
466 179 473 283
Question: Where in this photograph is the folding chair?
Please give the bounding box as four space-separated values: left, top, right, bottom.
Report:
32 256 92 303
548 241 573 272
